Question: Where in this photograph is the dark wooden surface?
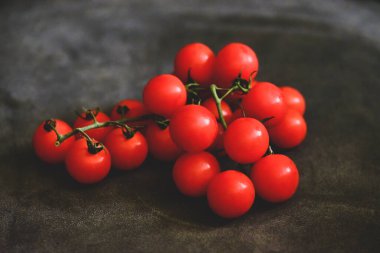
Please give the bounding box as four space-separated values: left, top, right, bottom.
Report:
1 0 380 252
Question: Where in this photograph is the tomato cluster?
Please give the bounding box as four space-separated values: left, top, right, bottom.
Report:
33 42 307 218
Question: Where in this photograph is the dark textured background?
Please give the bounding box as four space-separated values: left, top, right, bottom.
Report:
1 0 380 252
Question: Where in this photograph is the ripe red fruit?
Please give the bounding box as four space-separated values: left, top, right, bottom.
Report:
281 86 306 115
110 99 149 127
143 74 187 118
73 110 111 142
104 128 148 170
144 123 182 161
241 82 286 127
230 108 244 122
65 138 111 184
202 98 233 124
226 80 258 103
174 43 215 86
223 118 269 164
170 105 218 152
207 170 255 218
250 154 299 203
173 152 220 197
214 43 259 88
268 109 307 149
33 119 75 164
209 123 225 150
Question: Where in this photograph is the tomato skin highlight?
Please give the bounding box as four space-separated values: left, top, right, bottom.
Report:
170 105 218 152
223 118 269 164
202 98 233 124
214 43 259 88
250 154 299 203
241 82 287 127
173 152 220 197
32 42 309 218
33 119 75 164
174 43 215 87
65 139 111 184
143 74 187 118
268 109 307 149
145 123 183 161
104 128 148 170
207 170 255 218
73 111 111 142
281 86 306 115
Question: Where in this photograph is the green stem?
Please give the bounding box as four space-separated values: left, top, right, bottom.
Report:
220 86 239 101
268 145 274 155
75 129 106 154
55 114 153 146
55 78 252 146
210 84 228 130
210 82 249 130
185 82 208 92
76 129 93 142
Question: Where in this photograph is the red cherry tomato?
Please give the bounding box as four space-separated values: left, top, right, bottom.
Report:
214 43 259 88
170 105 218 152
110 99 149 127
202 98 233 124
104 128 148 170
230 108 244 122
143 74 187 118
281 86 306 115
209 123 224 151
268 109 307 149
65 139 111 184
174 43 215 86
207 170 255 218
33 119 75 164
223 118 269 164
144 123 182 161
250 154 299 203
226 80 257 103
73 110 111 142
173 152 220 197
241 82 286 127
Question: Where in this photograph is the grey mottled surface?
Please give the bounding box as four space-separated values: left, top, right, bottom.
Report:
1 0 380 252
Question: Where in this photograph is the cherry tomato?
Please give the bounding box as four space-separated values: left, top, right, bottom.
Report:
202 98 233 124
209 123 224 150
110 99 149 127
207 170 255 218
170 105 218 152
250 154 299 203
73 110 111 142
144 123 182 161
241 82 286 127
173 152 220 197
65 138 111 184
174 43 215 86
33 119 75 164
104 128 148 170
230 108 244 122
281 86 306 115
226 80 257 103
268 109 307 149
223 118 269 164
143 74 187 118
214 43 259 88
